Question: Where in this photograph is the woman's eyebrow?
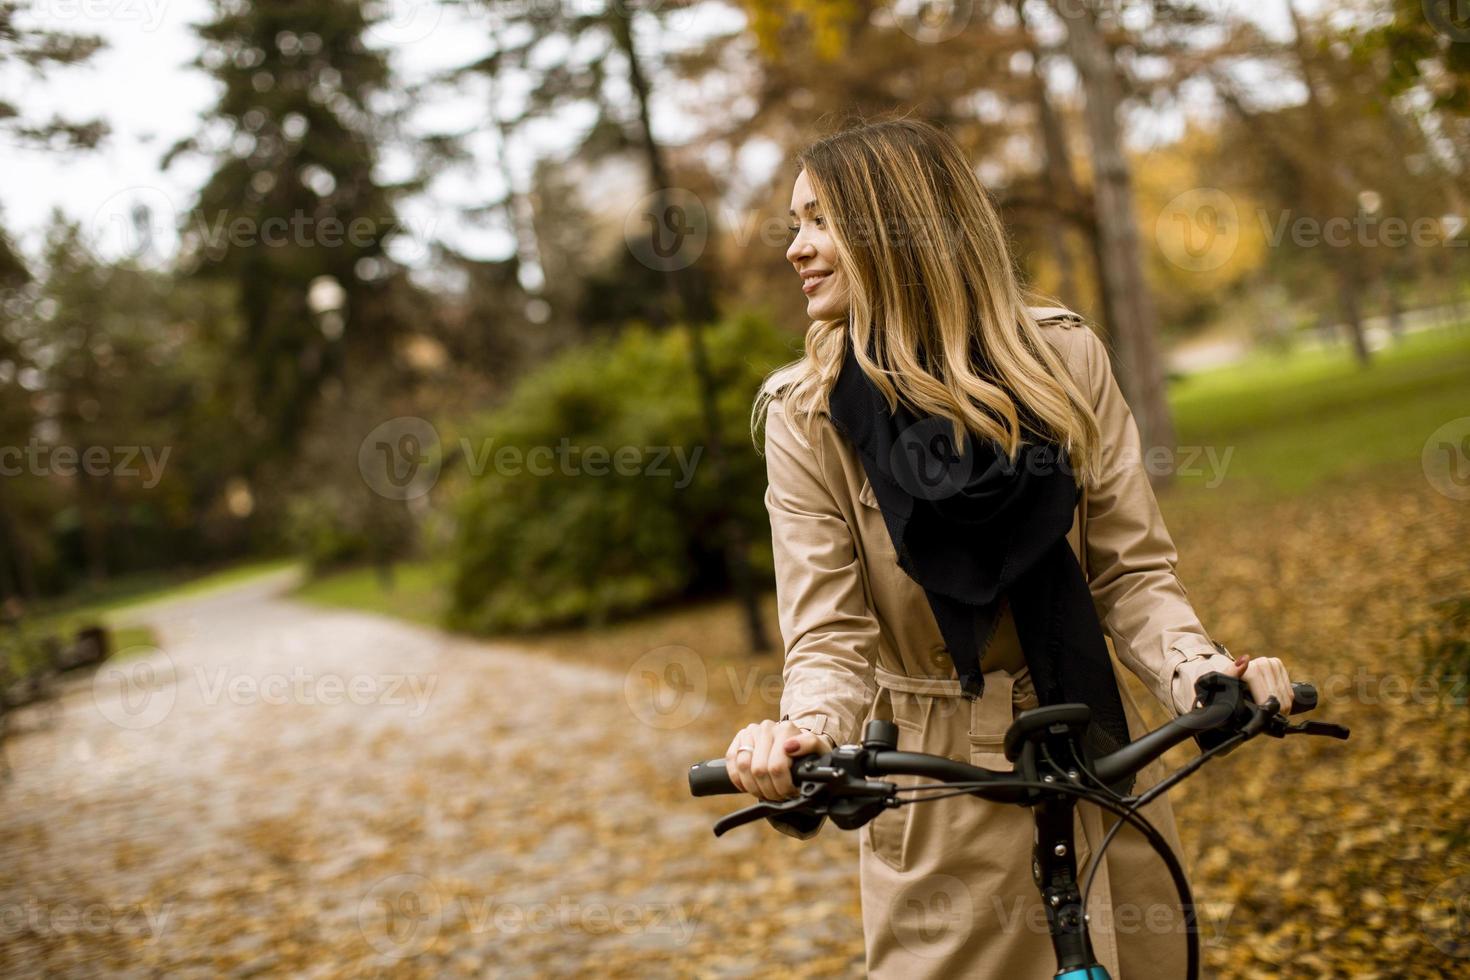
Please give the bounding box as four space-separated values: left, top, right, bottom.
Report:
787 199 818 217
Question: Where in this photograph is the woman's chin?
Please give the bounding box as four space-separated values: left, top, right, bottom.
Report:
806 297 848 320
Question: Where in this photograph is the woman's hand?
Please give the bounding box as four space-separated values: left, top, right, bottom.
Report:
725 719 832 802
1223 652 1294 713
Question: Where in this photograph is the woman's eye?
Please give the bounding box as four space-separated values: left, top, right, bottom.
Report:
786 225 800 240
814 216 826 228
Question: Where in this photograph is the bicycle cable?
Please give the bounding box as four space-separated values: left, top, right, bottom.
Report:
889 772 1200 980
1078 727 1252 913
1047 738 1127 805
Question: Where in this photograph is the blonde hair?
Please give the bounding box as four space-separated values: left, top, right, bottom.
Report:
752 117 1103 488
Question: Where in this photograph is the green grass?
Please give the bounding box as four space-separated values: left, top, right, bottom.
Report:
289 559 454 629
26 557 299 629
4 557 300 674
1166 325 1470 498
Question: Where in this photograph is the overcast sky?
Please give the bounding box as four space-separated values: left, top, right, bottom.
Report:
1 0 1303 273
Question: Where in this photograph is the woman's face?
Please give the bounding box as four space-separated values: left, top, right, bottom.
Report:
786 168 850 320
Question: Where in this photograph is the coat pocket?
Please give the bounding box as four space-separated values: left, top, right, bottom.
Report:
865 694 923 872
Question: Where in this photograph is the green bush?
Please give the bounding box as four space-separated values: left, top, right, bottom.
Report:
285 488 418 575
446 313 793 634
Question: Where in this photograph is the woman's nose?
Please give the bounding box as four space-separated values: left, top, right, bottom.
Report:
787 232 812 264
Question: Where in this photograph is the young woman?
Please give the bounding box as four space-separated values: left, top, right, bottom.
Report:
727 119 1295 978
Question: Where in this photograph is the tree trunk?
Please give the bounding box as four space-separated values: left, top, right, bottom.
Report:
1334 266 1371 363
0 483 37 600
1383 281 1404 342
1286 0 1371 366
610 10 770 654
1018 0 1080 309
78 470 110 586
1053 0 1177 471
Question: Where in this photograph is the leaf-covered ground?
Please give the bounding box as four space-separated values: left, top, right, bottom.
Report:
519 460 1470 979
1 463 1466 978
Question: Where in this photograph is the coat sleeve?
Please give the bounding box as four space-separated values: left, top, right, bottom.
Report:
763 397 880 750
1075 325 1238 717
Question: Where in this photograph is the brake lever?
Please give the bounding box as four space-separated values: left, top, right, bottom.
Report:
1283 720 1351 740
1256 696 1351 741
712 792 822 838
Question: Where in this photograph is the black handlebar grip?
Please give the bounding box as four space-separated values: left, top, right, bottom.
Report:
1288 682 1317 716
689 759 739 797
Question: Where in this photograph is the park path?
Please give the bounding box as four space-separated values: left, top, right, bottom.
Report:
0 571 862 978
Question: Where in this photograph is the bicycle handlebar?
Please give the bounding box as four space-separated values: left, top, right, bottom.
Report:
689 676 1339 800
687 672 1349 980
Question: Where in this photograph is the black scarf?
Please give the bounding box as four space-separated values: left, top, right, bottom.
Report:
826 335 1134 789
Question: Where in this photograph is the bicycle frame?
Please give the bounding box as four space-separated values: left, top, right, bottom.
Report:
688 672 1350 980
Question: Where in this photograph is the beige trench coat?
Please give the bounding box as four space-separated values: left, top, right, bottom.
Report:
760 307 1238 979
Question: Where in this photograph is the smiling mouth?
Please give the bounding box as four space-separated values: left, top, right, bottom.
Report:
801 271 831 294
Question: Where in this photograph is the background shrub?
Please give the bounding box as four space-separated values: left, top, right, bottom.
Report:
446 313 793 634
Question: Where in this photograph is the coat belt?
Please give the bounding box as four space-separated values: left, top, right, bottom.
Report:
874 664 968 696
874 663 1040 709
